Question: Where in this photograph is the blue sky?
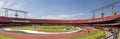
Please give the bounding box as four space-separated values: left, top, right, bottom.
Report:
0 0 119 19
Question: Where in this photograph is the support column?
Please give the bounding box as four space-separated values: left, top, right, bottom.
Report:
15 11 18 18
101 10 105 18
92 11 95 18
101 12 104 18
24 13 27 18
5 9 8 17
112 5 116 15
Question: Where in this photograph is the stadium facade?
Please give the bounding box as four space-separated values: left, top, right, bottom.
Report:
0 14 120 28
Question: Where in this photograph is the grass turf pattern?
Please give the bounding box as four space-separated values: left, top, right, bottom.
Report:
10 26 78 32
71 29 106 39
0 35 17 39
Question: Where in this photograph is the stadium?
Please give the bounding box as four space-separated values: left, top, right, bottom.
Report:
0 0 120 39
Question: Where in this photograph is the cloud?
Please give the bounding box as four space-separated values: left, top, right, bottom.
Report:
4 0 25 10
0 0 4 8
40 13 84 19
0 0 4 16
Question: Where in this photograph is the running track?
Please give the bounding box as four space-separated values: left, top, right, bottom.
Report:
0 28 95 39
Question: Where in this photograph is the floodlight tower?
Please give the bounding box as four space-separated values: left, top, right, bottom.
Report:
92 0 120 18
3 8 28 18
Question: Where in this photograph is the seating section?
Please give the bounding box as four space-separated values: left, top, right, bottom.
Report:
0 14 120 23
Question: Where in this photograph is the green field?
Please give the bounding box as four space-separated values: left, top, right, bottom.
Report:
10 26 78 32
71 29 106 39
0 35 17 39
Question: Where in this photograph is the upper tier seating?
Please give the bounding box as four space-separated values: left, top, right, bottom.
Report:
0 14 120 23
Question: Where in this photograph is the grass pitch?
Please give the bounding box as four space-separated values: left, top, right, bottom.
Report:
71 29 106 39
0 35 17 39
10 26 78 32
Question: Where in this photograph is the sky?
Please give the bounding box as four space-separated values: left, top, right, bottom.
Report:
0 0 120 20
